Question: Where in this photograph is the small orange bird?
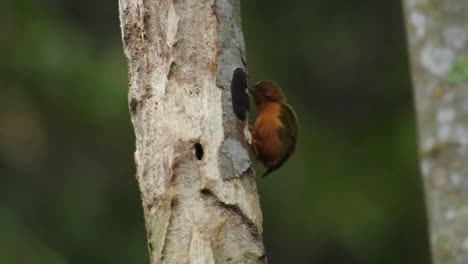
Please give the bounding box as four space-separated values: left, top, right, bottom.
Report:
249 81 299 177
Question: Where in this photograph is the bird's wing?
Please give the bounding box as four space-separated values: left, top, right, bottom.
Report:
262 103 299 177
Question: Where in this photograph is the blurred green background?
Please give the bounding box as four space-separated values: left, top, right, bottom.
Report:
1 0 430 263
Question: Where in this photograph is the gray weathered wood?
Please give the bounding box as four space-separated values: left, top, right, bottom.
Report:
118 0 265 263
403 1 468 263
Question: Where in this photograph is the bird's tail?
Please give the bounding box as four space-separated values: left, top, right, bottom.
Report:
262 168 275 178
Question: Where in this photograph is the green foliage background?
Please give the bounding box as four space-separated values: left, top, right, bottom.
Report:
0 0 430 263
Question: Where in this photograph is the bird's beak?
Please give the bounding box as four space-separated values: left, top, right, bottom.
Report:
247 85 255 94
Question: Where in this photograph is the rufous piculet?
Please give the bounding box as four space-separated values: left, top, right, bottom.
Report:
231 68 299 177
250 81 299 177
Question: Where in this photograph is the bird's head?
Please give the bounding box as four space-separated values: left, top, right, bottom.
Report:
249 81 285 104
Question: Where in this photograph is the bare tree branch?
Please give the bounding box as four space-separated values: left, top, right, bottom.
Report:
403 1 468 263
118 0 265 262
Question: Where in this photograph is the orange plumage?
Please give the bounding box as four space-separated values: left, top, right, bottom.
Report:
250 81 299 177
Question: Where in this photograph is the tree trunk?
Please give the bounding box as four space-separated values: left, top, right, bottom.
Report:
403 1 468 263
118 0 265 263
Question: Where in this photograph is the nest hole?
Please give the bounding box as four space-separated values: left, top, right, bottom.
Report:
194 143 204 160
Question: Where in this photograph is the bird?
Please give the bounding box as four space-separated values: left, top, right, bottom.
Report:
249 81 299 177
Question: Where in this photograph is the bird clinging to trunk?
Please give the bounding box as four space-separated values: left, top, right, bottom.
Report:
231 68 299 177
249 81 299 177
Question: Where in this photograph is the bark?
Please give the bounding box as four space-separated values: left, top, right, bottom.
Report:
403 1 468 263
118 0 265 263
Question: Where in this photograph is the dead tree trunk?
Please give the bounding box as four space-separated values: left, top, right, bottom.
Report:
118 0 265 263
403 1 468 263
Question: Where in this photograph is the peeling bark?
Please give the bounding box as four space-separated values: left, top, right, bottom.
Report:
403 1 468 263
118 0 265 263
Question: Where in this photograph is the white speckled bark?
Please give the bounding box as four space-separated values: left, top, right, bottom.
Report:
118 0 265 263
404 1 468 263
